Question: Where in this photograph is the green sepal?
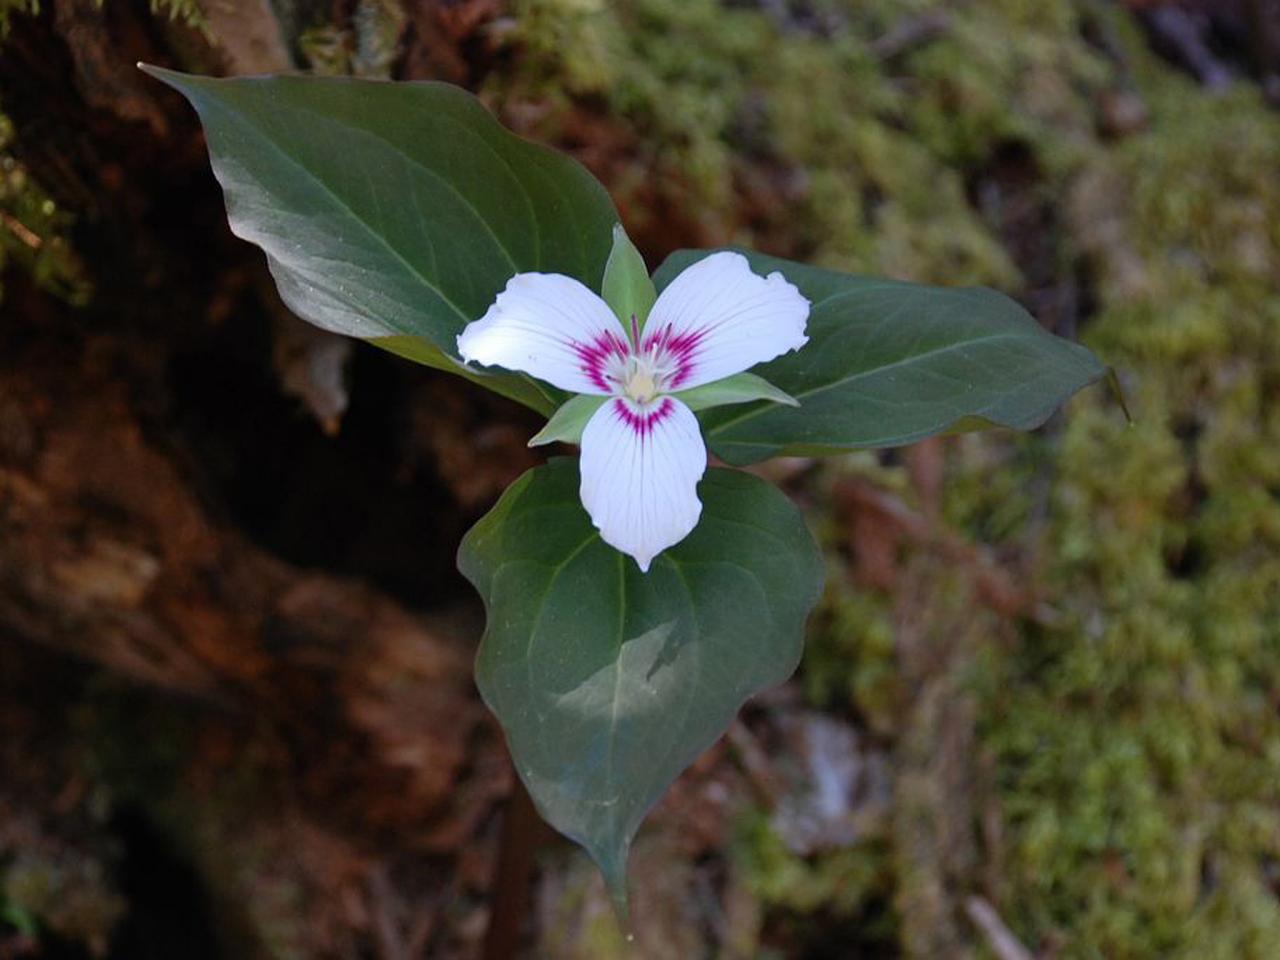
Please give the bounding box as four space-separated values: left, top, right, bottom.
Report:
676 372 799 413
601 224 656 334
528 394 609 447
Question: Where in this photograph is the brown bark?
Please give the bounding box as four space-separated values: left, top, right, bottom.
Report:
0 5 537 956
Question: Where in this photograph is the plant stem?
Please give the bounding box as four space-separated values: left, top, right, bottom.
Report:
482 774 541 960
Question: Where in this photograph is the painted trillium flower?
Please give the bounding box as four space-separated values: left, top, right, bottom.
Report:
457 242 809 571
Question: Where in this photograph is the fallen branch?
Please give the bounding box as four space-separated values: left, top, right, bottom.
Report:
966 896 1035 960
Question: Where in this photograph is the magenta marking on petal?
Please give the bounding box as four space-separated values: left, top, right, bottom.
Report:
613 397 675 439
573 330 630 391
642 325 705 389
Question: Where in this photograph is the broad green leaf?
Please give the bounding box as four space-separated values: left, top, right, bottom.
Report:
459 459 823 914
676 371 798 412
528 394 608 446
142 66 617 413
600 223 656 332
655 249 1106 465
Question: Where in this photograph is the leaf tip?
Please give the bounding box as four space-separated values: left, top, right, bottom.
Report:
137 63 193 96
598 853 632 931
137 62 168 85
585 833 633 929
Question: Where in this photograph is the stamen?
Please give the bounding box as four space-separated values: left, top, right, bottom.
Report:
642 324 703 390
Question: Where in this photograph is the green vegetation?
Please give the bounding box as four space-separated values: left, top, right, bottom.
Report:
0 0 37 38
4 0 1277 955
495 0 1280 955
0 111 89 305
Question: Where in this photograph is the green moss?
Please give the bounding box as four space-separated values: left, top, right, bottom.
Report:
0 0 36 38
1 852 126 955
0 0 206 36
0 0 224 306
4 0 1275 952
493 0 1023 283
954 22 1280 959
736 811 894 919
501 1 1280 955
0 116 91 306
147 0 207 32
0 896 37 937
300 0 405 78
806 578 899 733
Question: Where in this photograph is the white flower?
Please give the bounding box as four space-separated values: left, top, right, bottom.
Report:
457 252 809 571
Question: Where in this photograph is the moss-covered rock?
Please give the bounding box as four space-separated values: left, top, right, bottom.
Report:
5 0 1278 955
495 0 1280 956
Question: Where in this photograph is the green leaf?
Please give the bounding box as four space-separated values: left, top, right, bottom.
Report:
600 223 656 332
676 371 798 412
528 394 608 446
459 459 823 915
655 248 1106 465
141 66 617 413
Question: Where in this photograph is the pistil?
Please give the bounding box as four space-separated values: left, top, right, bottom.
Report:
625 366 659 403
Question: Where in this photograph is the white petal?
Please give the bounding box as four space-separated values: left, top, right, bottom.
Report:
457 273 629 395
645 251 809 390
579 396 707 572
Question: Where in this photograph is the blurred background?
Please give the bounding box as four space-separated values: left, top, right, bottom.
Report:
2 0 1279 957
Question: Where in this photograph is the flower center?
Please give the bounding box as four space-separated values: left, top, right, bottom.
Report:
623 357 661 403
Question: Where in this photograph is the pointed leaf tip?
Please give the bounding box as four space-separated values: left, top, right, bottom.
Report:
596 840 632 929
137 62 179 84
